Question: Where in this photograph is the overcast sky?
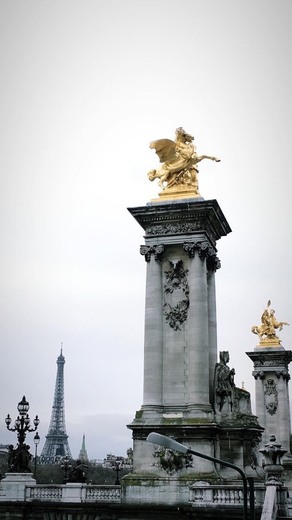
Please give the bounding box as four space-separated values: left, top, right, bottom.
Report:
0 0 292 461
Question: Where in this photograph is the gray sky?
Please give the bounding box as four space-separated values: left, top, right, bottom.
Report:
0 0 292 460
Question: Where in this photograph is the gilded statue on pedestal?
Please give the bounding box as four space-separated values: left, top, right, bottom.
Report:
148 127 220 200
251 300 289 345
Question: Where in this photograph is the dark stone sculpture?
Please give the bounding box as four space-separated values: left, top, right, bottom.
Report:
67 460 88 483
8 443 32 473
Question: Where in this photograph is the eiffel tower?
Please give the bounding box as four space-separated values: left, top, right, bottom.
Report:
41 348 72 462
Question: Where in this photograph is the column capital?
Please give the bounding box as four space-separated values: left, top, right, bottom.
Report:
275 369 290 381
252 370 265 380
140 244 164 262
207 255 221 272
183 241 220 271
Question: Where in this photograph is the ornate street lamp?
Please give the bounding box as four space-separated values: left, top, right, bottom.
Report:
112 459 123 485
5 396 39 445
33 432 40 479
5 396 40 473
60 455 72 483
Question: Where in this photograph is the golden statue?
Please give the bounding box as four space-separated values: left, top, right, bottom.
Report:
147 127 220 201
251 300 289 346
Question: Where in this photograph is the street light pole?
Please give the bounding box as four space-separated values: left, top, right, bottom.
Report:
5 396 40 444
112 460 123 485
33 432 40 479
147 432 254 520
60 456 72 483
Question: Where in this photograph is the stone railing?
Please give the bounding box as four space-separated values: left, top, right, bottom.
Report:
190 483 265 508
85 485 121 502
26 485 63 501
25 484 121 503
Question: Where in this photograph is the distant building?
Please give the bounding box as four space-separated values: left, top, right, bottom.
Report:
102 449 133 469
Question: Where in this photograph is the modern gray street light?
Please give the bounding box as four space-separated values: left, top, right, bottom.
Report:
147 432 255 520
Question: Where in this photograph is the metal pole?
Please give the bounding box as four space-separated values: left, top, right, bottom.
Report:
147 432 254 520
34 443 37 479
187 445 248 520
247 477 255 520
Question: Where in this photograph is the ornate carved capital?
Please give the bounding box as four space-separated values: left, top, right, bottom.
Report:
140 244 164 262
253 370 265 380
196 240 211 259
183 241 220 270
275 369 290 381
183 242 196 258
207 254 221 272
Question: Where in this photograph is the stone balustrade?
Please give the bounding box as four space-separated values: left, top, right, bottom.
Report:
190 483 265 508
25 484 121 503
26 485 63 501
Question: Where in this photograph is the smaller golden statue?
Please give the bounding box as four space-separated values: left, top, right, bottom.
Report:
148 127 220 201
251 300 289 346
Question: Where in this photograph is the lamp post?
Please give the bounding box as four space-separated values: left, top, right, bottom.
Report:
5 396 40 445
5 396 40 473
112 460 123 485
33 432 40 479
61 455 72 483
147 432 255 520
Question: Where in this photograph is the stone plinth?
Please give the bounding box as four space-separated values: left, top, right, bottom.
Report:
0 473 36 501
63 482 86 502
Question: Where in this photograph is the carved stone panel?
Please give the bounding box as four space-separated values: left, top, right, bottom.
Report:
264 378 278 415
163 260 189 331
152 446 193 474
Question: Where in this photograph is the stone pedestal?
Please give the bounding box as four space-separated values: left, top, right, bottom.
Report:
0 473 36 501
247 346 292 453
63 483 86 502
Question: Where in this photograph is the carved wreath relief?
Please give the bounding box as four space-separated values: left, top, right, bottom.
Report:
163 260 189 331
153 446 193 474
264 378 278 415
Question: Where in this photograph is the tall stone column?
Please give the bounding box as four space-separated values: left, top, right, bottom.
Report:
127 200 232 490
184 241 210 410
140 245 164 411
247 347 292 453
207 256 220 405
